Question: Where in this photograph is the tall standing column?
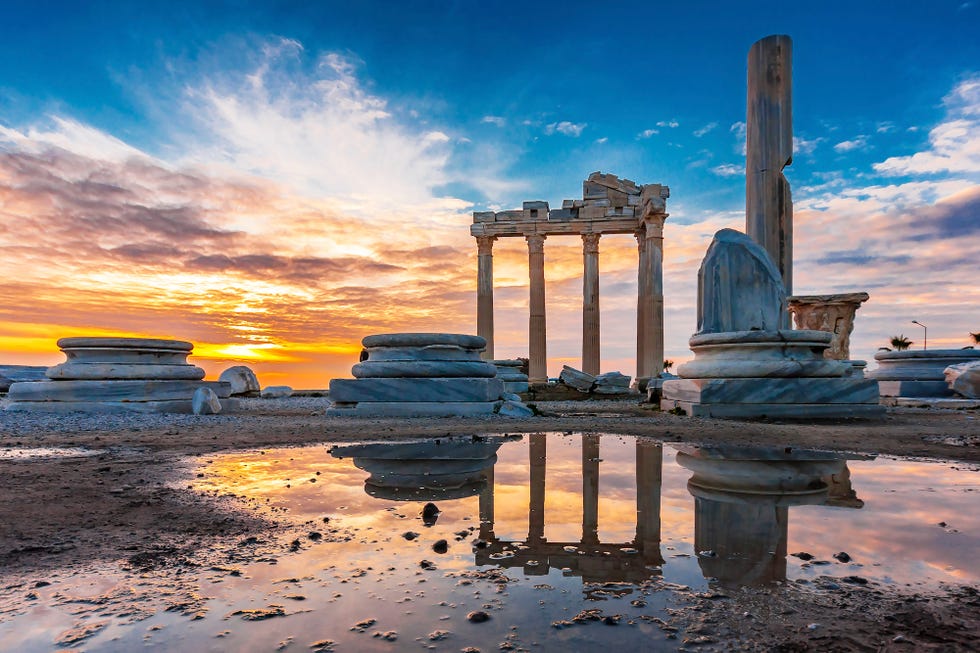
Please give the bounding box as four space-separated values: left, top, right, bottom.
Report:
638 218 666 379
746 34 793 312
635 230 649 378
526 234 548 384
582 233 601 376
475 235 497 361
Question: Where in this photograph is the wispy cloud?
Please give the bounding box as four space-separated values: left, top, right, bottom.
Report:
545 121 586 137
833 136 869 153
710 163 742 177
874 74 980 175
637 128 659 139
656 119 679 128
693 122 718 137
794 135 824 155
481 115 506 127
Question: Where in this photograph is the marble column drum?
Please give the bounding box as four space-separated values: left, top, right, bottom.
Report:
327 333 522 417
4 337 233 414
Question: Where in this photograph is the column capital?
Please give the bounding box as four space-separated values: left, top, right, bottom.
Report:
634 228 647 250
582 232 600 254
476 234 497 255
641 215 666 239
526 233 546 253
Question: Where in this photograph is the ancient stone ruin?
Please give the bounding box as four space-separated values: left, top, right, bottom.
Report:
660 230 883 418
4 337 233 413
870 348 980 402
327 333 531 417
472 171 669 387
787 293 870 362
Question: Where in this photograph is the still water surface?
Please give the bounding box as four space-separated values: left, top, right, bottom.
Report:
1 433 977 651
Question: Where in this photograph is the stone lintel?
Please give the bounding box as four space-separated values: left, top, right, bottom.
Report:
787 292 870 306
471 216 653 238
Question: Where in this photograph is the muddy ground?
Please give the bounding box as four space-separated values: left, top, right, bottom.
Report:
1 398 978 651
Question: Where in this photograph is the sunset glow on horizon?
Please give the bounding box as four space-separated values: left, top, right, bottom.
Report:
1 3 977 388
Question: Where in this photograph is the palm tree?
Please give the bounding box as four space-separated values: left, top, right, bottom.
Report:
971 332 980 345
663 359 674 373
890 335 912 351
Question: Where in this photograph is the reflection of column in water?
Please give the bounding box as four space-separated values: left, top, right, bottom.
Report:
582 434 600 546
635 441 665 565
479 464 495 540
824 463 864 508
694 498 788 586
528 434 546 543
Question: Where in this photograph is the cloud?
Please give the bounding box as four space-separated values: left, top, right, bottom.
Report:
710 163 742 177
693 122 718 137
794 136 823 155
833 136 869 153
595 137 608 144
637 129 659 139
656 119 679 128
545 121 586 137
481 115 506 127
874 74 980 175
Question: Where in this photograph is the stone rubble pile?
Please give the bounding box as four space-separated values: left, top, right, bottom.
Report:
4 337 234 414
558 365 633 395
472 171 669 224
327 333 532 417
870 349 980 399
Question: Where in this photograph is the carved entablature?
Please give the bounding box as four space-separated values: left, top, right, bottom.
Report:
471 171 669 238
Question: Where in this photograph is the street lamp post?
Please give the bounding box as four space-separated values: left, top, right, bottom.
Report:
911 320 927 350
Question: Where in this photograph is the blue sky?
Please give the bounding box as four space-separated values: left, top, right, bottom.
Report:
0 1 977 383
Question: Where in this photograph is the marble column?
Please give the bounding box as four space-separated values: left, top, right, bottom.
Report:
582 233 601 376
526 234 548 384
476 235 497 361
635 230 648 378
582 434 600 546
746 35 794 306
528 433 546 543
638 218 665 379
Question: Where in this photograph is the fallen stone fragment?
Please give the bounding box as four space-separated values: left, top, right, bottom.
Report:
192 387 221 415
432 539 448 554
218 365 261 396
261 385 293 398
467 610 491 623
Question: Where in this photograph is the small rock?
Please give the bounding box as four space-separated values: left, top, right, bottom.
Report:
467 610 491 623
218 365 260 396
308 532 322 541
402 531 419 541
421 503 440 526
261 385 293 399
497 400 534 418
791 552 814 561
432 540 449 554
420 560 436 570
192 387 222 415
833 551 851 563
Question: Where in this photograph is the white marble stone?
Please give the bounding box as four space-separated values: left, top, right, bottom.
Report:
352 360 497 378
676 330 848 379
46 337 205 380
192 387 222 415
8 379 231 402
945 361 980 399
870 349 980 397
5 396 240 414
218 366 261 396
696 229 785 334
0 365 47 391
330 377 504 403
261 385 293 398
662 377 880 405
497 400 534 417
364 345 484 362
362 333 486 350
559 365 595 392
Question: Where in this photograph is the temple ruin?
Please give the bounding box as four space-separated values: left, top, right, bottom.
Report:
471 172 669 384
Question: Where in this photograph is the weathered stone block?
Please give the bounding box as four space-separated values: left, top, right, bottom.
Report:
473 211 496 223
495 210 523 221
548 208 577 221
329 377 504 403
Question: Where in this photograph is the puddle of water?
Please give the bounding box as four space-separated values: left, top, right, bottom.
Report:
1 433 977 652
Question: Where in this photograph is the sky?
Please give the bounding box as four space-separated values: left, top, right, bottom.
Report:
0 0 978 388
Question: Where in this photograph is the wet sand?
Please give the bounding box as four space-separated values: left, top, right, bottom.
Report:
1 397 978 651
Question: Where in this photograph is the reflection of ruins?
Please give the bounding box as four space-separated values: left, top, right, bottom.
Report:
332 436 868 591
676 445 868 587
476 434 665 584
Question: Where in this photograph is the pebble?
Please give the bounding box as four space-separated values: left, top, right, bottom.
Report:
833 551 852 563
468 610 491 623
432 540 448 554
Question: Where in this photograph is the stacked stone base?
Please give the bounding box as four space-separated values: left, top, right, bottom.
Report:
4 337 234 414
662 331 884 419
327 334 528 417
